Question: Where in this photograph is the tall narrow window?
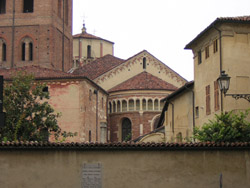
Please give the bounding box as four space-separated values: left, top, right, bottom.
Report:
143 57 146 69
206 85 211 115
213 39 218 53
89 130 91 142
109 102 112 113
23 0 34 13
87 45 91 58
0 0 6 14
214 81 220 111
22 42 26 61
21 38 33 61
198 50 202 64
29 42 33 61
58 0 62 18
195 106 199 118
205 46 209 59
2 43 6 61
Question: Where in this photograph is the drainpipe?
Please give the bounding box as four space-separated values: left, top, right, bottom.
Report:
94 89 99 141
106 96 109 142
168 101 174 133
213 25 223 112
62 0 65 71
11 0 16 68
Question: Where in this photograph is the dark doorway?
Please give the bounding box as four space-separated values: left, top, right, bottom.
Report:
122 118 131 141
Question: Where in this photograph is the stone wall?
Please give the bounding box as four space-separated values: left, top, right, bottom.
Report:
0 145 249 188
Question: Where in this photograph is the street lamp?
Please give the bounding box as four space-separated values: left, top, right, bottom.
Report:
217 71 250 102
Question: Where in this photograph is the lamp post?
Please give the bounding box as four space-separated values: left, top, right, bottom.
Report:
217 71 250 102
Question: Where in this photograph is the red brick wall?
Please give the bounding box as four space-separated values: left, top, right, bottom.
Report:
109 111 160 142
0 0 72 71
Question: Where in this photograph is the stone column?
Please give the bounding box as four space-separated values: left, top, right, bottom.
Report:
25 41 29 61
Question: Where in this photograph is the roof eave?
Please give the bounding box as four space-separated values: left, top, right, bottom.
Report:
184 18 250 50
162 81 194 101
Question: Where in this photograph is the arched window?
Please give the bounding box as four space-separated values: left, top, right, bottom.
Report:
142 99 146 111
87 45 91 58
109 102 112 113
113 101 116 113
29 42 33 61
22 42 25 61
122 100 127 112
117 101 121 112
122 118 132 141
0 39 6 61
136 99 140 111
143 57 146 69
154 99 159 111
129 99 134 111
21 37 33 61
148 99 153 111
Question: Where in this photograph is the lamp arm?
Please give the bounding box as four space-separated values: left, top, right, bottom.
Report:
225 93 250 102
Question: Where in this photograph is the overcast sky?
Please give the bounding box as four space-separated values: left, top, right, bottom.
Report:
73 0 250 81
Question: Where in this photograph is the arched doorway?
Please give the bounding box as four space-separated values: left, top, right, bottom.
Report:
122 118 132 141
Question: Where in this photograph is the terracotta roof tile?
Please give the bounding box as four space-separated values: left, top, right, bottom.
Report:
0 141 249 150
108 72 178 92
218 15 250 21
73 54 125 80
0 65 75 80
73 32 114 44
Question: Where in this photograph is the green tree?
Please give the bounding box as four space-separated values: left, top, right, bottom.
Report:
0 72 74 142
193 110 250 142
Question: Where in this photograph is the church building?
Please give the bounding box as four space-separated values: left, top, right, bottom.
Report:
0 0 72 71
0 0 188 143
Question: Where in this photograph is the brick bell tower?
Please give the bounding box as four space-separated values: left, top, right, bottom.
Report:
0 0 73 72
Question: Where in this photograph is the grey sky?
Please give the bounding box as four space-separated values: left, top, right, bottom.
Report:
73 0 250 81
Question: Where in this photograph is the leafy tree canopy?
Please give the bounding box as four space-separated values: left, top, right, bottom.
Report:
0 72 75 142
194 110 250 142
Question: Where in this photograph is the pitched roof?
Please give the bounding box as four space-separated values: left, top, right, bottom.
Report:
0 141 249 151
73 54 125 80
163 81 194 101
185 15 250 49
0 65 74 80
0 65 109 95
73 32 114 44
108 72 178 93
